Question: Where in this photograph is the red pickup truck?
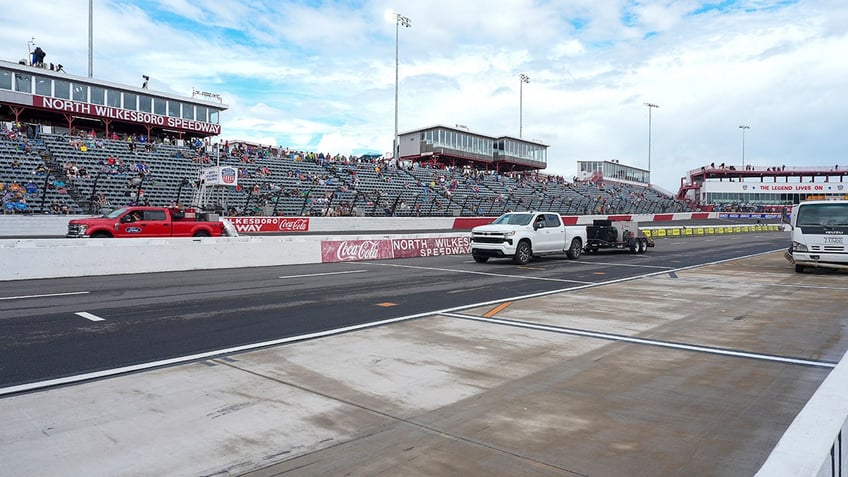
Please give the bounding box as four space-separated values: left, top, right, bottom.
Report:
67 206 231 238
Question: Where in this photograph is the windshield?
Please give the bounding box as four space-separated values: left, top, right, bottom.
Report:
492 213 533 226
796 203 848 227
104 207 129 219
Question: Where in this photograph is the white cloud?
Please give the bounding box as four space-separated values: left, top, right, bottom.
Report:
0 0 846 192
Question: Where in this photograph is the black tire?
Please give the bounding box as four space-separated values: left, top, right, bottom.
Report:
566 238 582 259
513 240 532 265
795 264 806 273
587 247 598 254
193 230 211 237
473 255 489 263
90 231 111 238
638 238 648 253
629 239 638 253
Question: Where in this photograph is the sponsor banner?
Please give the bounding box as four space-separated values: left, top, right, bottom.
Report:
321 236 471 263
228 217 309 233
33 96 222 135
321 239 394 263
391 236 471 258
707 182 836 193
200 166 238 187
719 213 780 219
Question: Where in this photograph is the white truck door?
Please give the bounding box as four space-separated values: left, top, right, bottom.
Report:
542 213 562 252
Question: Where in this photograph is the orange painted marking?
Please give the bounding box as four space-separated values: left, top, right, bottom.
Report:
484 301 513 318
376 302 397 307
592 272 607 275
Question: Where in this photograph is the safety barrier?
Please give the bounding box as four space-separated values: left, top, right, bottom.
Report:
755 349 848 477
0 232 472 281
642 224 783 239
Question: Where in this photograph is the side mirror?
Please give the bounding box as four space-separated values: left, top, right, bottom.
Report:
534 221 544 230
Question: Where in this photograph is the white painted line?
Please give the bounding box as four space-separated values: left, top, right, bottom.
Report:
444 312 837 369
74 312 105 322
0 248 789 397
0 308 440 396
770 283 848 291
0 291 90 301
571 260 673 269
279 270 368 279
361 262 593 284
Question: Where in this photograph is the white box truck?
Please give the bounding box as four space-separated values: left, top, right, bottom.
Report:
785 200 848 273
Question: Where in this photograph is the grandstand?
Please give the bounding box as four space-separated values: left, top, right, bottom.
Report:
677 163 848 211
1 57 693 217
1 129 694 217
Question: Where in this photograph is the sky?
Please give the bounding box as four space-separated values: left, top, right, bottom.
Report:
1 0 847 192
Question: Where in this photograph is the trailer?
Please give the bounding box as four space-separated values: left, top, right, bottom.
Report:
585 219 654 254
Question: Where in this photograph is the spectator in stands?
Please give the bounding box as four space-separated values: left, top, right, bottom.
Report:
32 46 46 67
24 181 38 195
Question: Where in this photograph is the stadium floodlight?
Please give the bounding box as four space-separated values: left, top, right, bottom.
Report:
643 102 659 181
519 74 530 138
739 125 750 169
387 10 411 160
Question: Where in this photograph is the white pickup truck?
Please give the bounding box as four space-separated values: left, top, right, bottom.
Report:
470 211 587 265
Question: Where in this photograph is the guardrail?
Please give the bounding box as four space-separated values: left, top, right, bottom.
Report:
642 224 784 239
755 349 848 477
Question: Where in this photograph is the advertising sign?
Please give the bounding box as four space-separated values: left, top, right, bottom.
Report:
321 236 471 263
321 239 395 262
33 96 222 135
200 167 238 187
228 217 310 233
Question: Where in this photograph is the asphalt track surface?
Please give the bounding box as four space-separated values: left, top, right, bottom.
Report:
0 233 790 393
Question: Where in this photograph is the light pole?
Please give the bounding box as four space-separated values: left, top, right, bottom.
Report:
739 125 750 169
388 11 411 160
27 37 35 66
643 102 659 180
519 73 530 138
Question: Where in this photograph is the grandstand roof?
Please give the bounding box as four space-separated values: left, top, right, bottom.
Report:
687 164 847 182
0 59 227 140
398 124 548 172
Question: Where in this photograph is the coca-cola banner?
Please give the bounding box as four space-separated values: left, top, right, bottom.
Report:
321 239 395 263
321 236 471 263
228 217 310 233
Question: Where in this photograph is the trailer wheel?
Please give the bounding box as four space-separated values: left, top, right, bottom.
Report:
629 239 639 253
566 238 582 259
638 238 648 253
513 240 532 265
473 255 489 263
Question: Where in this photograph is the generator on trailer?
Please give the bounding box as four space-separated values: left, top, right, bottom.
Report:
585 219 654 254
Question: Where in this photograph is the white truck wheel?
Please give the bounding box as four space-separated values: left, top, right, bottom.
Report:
513 241 532 265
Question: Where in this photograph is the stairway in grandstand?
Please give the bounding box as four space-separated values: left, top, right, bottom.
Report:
0 131 694 216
